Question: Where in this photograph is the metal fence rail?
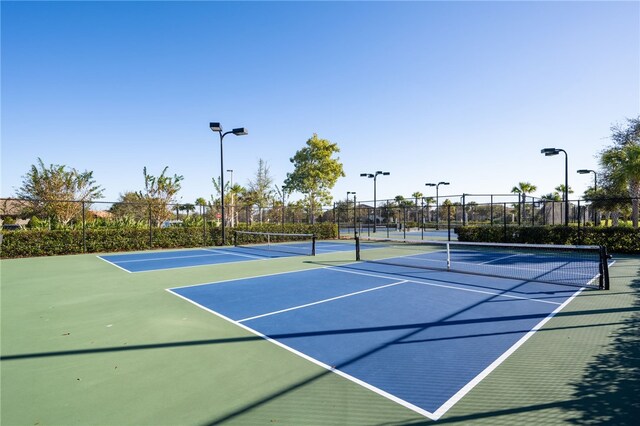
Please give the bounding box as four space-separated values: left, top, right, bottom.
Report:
1 195 638 247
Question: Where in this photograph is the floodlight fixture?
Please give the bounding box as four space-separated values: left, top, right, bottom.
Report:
361 171 390 232
541 147 569 225
210 121 248 245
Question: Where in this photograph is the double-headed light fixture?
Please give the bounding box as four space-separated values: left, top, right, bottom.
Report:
577 169 598 223
425 181 449 230
210 122 248 245
541 147 569 225
360 171 390 233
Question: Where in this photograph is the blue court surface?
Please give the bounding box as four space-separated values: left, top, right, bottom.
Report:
97 241 357 273
169 262 586 420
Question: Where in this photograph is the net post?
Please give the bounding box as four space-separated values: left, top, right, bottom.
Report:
355 235 361 261
599 245 610 290
312 234 316 256
233 231 237 247
446 242 451 271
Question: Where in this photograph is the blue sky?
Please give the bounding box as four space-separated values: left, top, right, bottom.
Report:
2 1 639 207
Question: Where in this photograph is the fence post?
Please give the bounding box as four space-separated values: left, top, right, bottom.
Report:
490 195 494 226
148 204 153 249
421 198 425 240
82 201 86 253
386 206 390 238
462 194 466 226
447 204 451 241
336 202 341 239
577 200 582 244
202 205 207 247
403 205 407 239
531 198 535 226
503 202 507 242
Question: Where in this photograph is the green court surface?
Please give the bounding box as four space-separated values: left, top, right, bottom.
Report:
1 247 638 425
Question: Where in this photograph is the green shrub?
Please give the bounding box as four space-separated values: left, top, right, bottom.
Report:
456 225 640 254
0 223 337 258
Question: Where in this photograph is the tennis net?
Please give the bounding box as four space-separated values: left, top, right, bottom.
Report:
355 237 610 289
234 231 316 256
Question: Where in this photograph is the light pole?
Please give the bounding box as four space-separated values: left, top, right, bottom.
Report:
578 169 598 223
426 181 449 230
210 122 248 245
541 148 569 225
280 185 288 228
227 169 234 227
360 171 389 233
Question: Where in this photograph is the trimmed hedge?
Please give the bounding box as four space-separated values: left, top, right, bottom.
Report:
455 225 640 254
0 223 337 258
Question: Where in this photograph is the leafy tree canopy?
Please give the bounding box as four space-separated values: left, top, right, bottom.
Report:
246 158 274 208
284 134 345 222
16 158 104 224
137 166 183 227
599 116 640 227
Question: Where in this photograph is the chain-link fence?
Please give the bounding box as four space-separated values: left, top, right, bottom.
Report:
1 195 638 252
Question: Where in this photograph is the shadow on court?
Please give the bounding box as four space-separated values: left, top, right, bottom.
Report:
2 259 637 425
564 269 640 425
2 307 634 362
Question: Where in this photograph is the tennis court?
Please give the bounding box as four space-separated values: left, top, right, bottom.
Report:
98 238 358 273
1 236 637 425
168 240 611 420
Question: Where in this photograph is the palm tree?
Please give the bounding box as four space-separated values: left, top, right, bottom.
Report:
195 197 206 216
511 182 537 223
554 184 574 201
541 193 561 201
600 143 640 227
411 191 423 223
180 203 195 218
423 196 435 224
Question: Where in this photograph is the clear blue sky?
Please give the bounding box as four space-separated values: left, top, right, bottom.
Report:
2 1 639 207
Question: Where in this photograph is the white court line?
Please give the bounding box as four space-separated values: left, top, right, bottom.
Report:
324 266 563 305
169 265 326 291
166 261 596 420
431 286 585 419
166 287 438 420
238 280 408 323
108 251 229 264
479 253 523 264
206 248 267 260
96 255 132 273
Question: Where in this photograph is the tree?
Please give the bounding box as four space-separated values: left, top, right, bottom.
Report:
599 117 640 227
16 158 104 225
180 203 195 218
412 191 423 223
541 193 561 201
441 199 455 222
554 184 574 201
110 191 147 221
195 197 208 219
511 182 537 222
246 159 274 223
284 134 345 224
423 196 435 223
137 166 183 227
